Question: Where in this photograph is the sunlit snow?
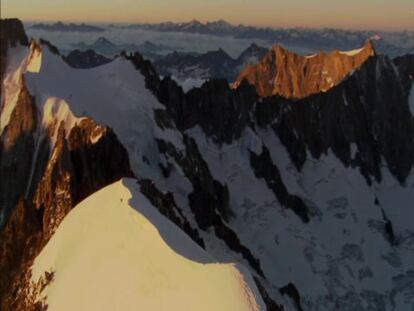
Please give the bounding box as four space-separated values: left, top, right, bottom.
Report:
31 179 265 311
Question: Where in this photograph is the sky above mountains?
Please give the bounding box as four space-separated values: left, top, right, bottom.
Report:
2 0 413 30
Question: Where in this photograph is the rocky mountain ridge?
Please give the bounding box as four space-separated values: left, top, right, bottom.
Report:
234 41 376 98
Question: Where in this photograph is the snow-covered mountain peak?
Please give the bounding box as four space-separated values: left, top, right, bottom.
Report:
31 178 265 311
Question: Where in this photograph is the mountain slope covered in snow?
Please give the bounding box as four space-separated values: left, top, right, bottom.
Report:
31 179 265 311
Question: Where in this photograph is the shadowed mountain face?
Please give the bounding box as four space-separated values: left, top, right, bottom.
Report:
64 49 112 69
234 41 376 99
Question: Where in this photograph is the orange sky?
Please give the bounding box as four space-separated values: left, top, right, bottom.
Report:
2 0 414 30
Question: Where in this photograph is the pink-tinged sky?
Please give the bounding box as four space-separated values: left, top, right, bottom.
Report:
2 0 413 30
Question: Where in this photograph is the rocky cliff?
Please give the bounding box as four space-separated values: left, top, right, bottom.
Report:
234 41 377 99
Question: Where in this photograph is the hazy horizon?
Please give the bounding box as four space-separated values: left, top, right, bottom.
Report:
2 0 413 31
14 18 414 33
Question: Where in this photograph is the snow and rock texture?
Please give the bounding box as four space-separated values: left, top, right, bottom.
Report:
234 41 376 98
126 43 414 310
0 20 133 310
2 19 414 311
31 179 265 311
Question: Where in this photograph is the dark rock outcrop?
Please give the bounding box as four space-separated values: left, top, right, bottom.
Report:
250 147 310 223
157 136 232 226
393 54 414 91
254 277 284 311
64 49 112 69
280 283 303 311
157 136 264 277
140 179 205 248
0 18 28 85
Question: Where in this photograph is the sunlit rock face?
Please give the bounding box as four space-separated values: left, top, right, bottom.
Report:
234 41 376 99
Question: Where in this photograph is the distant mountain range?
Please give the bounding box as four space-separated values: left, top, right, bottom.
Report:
29 20 413 57
31 21 105 32
121 19 414 57
70 37 180 58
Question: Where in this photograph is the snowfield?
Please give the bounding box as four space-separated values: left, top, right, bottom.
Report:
31 178 265 311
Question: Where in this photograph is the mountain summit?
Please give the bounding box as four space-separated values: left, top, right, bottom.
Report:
234 40 376 99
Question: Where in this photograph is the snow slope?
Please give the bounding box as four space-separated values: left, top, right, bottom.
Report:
185 126 414 311
25 44 184 180
31 178 265 311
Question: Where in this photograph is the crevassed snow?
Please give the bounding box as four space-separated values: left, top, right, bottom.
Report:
185 125 414 311
31 178 265 311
